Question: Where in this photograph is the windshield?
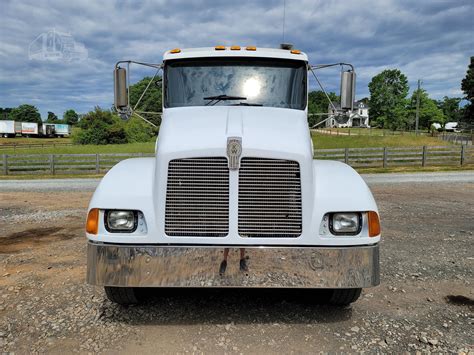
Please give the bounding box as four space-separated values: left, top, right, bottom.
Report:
164 57 307 110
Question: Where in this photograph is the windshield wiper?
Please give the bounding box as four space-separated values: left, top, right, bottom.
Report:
204 94 247 106
231 102 263 106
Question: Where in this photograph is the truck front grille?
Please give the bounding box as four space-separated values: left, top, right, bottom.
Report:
238 158 302 237
165 157 229 237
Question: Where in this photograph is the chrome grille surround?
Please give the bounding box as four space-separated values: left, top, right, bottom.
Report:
238 157 302 238
165 157 229 237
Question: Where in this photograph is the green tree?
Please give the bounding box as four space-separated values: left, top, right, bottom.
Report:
9 104 42 124
308 90 339 127
408 89 444 129
368 69 409 129
47 111 59 123
129 76 162 126
63 109 79 125
75 107 127 145
359 97 369 105
0 108 13 120
461 56 474 126
436 97 462 123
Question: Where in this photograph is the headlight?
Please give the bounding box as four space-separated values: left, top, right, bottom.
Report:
330 212 361 235
105 210 138 232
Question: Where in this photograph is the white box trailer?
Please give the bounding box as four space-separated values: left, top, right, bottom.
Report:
21 122 38 136
0 120 16 137
53 123 70 137
39 123 55 136
40 123 71 137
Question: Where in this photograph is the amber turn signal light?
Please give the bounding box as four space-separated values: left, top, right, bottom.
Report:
367 211 380 237
86 208 99 235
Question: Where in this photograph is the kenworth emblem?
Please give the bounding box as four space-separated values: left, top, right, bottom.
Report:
227 137 242 170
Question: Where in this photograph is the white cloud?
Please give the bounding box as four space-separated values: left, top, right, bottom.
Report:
0 0 472 118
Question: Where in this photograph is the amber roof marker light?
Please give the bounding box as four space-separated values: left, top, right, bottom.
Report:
215 45 226 50
230 46 241 50
169 48 181 54
246 46 257 51
290 49 301 54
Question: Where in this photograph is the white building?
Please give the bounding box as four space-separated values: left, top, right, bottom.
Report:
326 100 370 128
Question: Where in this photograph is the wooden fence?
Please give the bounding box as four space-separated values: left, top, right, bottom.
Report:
0 142 75 151
438 132 473 145
313 128 433 137
314 145 474 168
0 153 154 175
0 147 472 175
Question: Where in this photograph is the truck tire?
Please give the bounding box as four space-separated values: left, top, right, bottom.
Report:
104 286 139 305
329 288 362 306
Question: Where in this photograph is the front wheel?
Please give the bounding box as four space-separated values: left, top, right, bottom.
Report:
328 288 362 306
104 286 139 305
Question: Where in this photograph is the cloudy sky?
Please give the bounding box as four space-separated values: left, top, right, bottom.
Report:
0 0 473 119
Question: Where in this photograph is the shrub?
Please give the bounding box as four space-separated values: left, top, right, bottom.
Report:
74 107 127 145
125 116 156 143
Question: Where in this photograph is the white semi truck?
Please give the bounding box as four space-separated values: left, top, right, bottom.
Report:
86 45 381 306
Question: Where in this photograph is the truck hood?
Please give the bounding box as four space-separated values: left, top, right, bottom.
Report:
157 106 311 159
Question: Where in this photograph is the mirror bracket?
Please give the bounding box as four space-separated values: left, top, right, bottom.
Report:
113 61 163 126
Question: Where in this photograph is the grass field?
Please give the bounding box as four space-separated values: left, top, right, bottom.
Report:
0 137 73 145
318 127 431 136
0 140 156 155
0 133 451 155
311 133 448 149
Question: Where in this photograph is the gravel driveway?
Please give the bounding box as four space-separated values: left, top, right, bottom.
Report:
0 174 473 353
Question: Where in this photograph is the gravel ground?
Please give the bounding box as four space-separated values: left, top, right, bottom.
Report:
0 177 473 353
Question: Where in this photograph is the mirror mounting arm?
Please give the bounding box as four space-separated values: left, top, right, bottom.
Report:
114 60 163 126
115 60 163 70
307 62 356 129
310 63 355 72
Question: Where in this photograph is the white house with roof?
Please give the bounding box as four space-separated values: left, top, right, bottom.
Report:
326 100 370 128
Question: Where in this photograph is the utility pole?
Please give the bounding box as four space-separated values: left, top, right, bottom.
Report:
415 79 421 135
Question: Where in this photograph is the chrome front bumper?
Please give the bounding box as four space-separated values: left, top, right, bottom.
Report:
87 243 380 288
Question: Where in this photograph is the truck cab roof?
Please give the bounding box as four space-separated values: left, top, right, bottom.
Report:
163 46 308 62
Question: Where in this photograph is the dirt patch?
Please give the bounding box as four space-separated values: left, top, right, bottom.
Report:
0 227 75 253
445 295 474 307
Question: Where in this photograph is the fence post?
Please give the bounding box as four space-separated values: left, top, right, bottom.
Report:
96 154 100 174
422 146 427 167
2 154 7 175
460 145 465 166
383 147 388 168
50 154 55 175
344 148 349 164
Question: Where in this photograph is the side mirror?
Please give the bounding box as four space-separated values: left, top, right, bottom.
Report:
340 70 356 111
114 67 129 112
